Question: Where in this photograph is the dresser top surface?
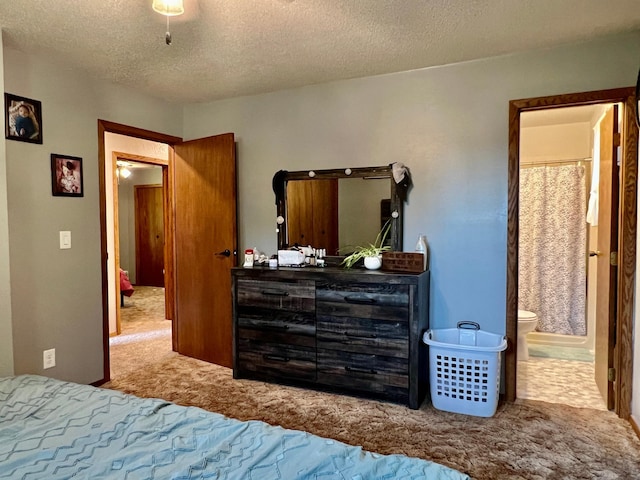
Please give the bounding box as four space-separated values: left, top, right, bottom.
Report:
232 266 428 284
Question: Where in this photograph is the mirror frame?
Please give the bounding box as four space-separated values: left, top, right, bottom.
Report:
273 165 404 254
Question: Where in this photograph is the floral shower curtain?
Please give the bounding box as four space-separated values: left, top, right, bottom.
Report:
518 164 586 335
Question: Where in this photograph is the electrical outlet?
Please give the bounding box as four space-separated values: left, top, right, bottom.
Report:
43 348 56 369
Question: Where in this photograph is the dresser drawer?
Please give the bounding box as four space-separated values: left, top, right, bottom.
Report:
237 338 316 381
236 279 315 312
238 307 316 337
238 325 315 349
317 315 408 358
317 349 408 400
316 283 408 321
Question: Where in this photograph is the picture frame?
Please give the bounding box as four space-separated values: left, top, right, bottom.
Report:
4 93 43 144
51 154 83 197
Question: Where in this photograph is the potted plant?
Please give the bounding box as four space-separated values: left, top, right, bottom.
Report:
342 219 392 269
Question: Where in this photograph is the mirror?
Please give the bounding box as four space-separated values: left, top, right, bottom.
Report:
273 165 407 255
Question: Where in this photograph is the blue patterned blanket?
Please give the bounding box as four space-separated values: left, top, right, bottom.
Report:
0 375 468 479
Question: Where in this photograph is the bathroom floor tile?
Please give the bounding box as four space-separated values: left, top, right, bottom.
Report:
517 357 607 410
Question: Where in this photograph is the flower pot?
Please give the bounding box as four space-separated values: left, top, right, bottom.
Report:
364 255 382 270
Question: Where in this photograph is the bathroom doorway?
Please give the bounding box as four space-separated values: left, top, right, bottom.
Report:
516 103 617 410
505 87 638 420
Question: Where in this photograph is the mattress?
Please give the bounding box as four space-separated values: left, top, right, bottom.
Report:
0 375 469 479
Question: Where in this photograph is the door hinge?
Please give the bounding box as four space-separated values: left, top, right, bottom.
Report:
608 367 616 382
613 132 621 148
610 252 618 266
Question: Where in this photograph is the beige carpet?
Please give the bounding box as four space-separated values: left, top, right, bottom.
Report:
105 287 640 480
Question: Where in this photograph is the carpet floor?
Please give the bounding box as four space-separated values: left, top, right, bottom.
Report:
105 286 640 480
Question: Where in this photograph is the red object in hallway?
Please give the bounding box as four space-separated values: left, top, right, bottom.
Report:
119 269 134 297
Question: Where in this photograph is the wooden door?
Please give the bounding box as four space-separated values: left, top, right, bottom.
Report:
135 185 165 287
310 180 339 255
286 179 338 252
594 105 619 409
173 133 237 367
287 180 314 246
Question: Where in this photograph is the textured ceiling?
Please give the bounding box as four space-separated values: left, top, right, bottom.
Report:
1 0 639 104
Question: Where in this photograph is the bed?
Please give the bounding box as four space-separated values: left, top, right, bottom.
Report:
0 375 469 479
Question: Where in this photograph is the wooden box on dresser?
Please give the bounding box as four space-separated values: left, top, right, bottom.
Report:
232 266 429 409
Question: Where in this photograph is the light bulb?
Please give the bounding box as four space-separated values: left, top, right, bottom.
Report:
152 0 184 16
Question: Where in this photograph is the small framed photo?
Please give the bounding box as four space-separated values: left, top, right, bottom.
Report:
4 93 42 144
51 154 83 197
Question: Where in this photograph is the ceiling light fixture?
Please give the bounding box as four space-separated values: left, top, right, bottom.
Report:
116 161 132 182
152 0 185 45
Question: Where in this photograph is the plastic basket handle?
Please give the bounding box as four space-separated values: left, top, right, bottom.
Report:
457 321 480 331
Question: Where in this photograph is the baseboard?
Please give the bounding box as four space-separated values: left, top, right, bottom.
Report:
630 414 640 440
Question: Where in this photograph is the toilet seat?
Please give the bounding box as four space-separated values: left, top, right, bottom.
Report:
518 309 537 321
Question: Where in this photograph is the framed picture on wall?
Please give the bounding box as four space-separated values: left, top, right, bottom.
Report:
4 93 43 144
51 154 83 197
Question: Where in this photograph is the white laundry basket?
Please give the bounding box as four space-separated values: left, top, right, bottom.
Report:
422 321 507 417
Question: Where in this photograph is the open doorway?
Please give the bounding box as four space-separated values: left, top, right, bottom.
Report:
106 139 172 381
98 120 239 384
515 103 617 410
506 87 638 420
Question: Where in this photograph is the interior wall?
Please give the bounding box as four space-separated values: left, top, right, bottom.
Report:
338 177 389 250
520 122 593 162
183 32 640 340
3 47 181 384
0 33 14 377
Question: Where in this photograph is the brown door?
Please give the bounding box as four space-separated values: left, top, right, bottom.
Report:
594 105 619 409
173 133 237 367
135 185 165 287
287 179 338 253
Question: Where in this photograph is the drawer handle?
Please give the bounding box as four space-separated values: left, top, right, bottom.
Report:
345 366 377 375
261 289 290 297
262 290 289 297
263 354 290 363
343 295 376 304
344 331 377 339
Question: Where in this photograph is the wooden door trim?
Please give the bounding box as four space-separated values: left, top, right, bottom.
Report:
98 120 181 384
112 152 122 336
506 87 637 420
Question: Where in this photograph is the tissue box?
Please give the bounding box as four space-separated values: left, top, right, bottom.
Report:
278 249 305 266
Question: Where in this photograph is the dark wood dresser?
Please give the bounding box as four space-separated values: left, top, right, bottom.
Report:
232 266 429 409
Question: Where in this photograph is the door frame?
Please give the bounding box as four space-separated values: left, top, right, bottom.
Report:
113 153 168 335
506 87 638 420
98 120 182 383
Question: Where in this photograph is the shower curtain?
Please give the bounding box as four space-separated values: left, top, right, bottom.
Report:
519 164 586 336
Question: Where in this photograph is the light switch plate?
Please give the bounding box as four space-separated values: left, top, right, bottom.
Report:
59 231 71 249
43 348 56 369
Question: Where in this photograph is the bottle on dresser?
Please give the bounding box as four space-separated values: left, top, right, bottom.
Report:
415 234 428 271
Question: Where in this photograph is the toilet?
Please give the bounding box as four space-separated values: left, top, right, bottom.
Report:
517 310 538 361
